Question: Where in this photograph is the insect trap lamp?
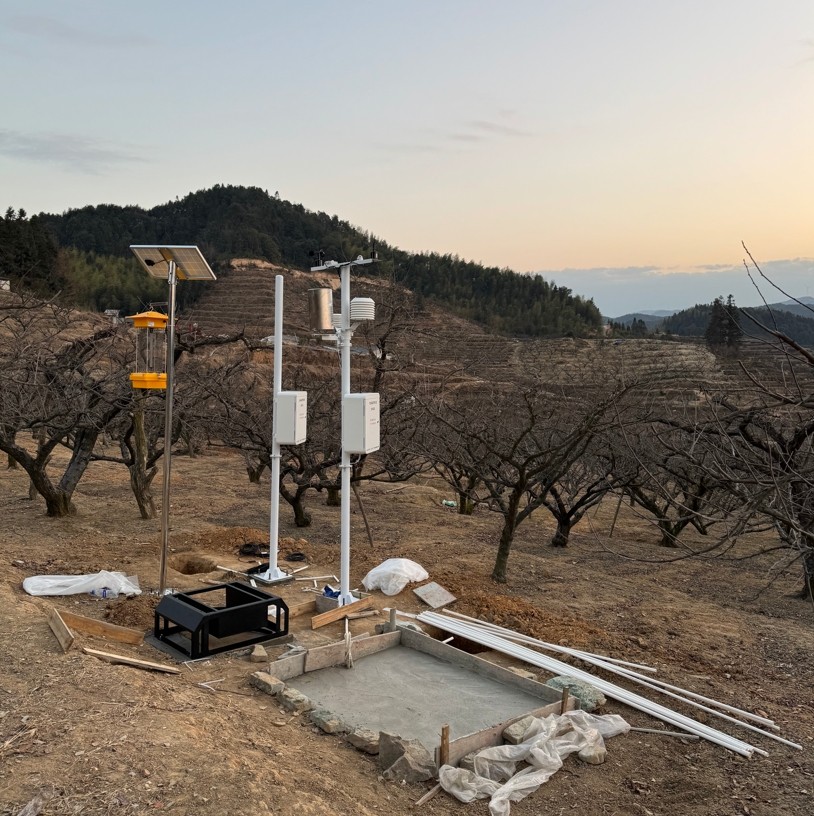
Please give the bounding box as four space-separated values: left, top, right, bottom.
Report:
128 245 216 595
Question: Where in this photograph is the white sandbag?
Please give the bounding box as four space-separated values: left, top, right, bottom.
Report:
361 558 428 595
22 570 141 597
439 711 629 816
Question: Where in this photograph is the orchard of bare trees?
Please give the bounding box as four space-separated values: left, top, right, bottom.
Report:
2 272 813 605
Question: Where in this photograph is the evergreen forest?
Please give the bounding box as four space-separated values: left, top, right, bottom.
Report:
1 186 602 337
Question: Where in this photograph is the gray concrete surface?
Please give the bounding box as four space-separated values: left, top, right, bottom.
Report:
288 645 547 750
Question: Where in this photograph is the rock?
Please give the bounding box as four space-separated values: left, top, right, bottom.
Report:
277 687 313 713
250 672 285 696
250 644 268 663
345 727 380 755
309 708 348 735
383 751 437 784
545 676 606 712
458 751 478 772
503 715 537 745
378 733 436 783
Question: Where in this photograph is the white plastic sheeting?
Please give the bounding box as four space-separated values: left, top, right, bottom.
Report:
361 558 428 595
439 710 630 816
22 571 141 597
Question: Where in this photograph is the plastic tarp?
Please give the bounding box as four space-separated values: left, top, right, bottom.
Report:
22 571 142 597
361 558 429 596
438 710 630 816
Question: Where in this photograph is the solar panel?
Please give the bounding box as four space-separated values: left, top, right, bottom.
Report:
130 245 217 281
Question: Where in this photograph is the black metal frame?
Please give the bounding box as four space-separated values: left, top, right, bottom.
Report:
153 582 289 659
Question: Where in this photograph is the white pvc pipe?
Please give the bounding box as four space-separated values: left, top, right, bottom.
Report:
417 612 762 756
444 610 659 673
444 611 778 730
260 275 286 581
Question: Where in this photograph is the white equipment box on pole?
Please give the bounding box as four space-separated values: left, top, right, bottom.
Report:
277 391 307 445
342 393 380 454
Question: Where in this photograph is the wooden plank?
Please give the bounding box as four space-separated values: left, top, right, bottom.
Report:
400 628 560 703
414 783 442 806
267 652 306 681
304 631 401 673
59 609 144 645
305 641 346 672
439 698 572 767
287 599 317 619
351 630 400 659
440 723 450 767
82 647 181 674
48 608 74 653
310 596 375 629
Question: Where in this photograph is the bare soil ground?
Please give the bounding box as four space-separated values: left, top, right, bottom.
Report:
1 445 813 816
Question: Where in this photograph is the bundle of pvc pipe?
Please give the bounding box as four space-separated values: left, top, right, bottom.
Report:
434 610 801 752
416 611 772 757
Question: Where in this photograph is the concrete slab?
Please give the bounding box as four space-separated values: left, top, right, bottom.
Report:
413 582 456 609
288 645 549 751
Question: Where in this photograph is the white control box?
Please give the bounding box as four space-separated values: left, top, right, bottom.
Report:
276 391 307 445
342 393 380 454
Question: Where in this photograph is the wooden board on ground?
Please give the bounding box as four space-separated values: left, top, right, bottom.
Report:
59 609 144 645
304 630 401 672
82 647 181 674
413 582 457 609
48 608 74 653
287 599 316 619
310 596 375 629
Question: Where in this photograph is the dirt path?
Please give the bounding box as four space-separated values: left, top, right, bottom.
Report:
1 446 812 815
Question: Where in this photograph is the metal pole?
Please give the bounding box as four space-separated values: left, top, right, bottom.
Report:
262 275 286 581
158 261 177 595
338 262 353 605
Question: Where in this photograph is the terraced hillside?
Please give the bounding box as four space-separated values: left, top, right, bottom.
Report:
186 259 732 392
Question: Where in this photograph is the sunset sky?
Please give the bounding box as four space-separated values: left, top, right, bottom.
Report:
1 1 811 315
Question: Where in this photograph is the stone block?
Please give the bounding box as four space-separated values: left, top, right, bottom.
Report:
545 676 606 712
502 715 537 745
249 672 285 696
378 732 436 783
309 708 348 735
345 727 379 755
277 687 313 713
250 644 268 663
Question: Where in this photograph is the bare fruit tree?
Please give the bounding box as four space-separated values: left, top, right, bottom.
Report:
0 294 127 516
418 373 635 582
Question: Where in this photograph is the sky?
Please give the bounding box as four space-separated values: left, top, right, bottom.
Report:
1 1 812 317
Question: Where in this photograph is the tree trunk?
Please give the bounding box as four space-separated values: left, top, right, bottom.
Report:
246 461 267 484
280 488 311 527
44 490 77 517
326 486 340 507
797 550 814 602
657 517 691 548
491 491 522 582
457 492 475 515
7 452 18 470
550 518 571 547
128 406 157 520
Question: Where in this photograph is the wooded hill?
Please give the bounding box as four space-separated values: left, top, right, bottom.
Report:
3 185 601 337
661 301 814 346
